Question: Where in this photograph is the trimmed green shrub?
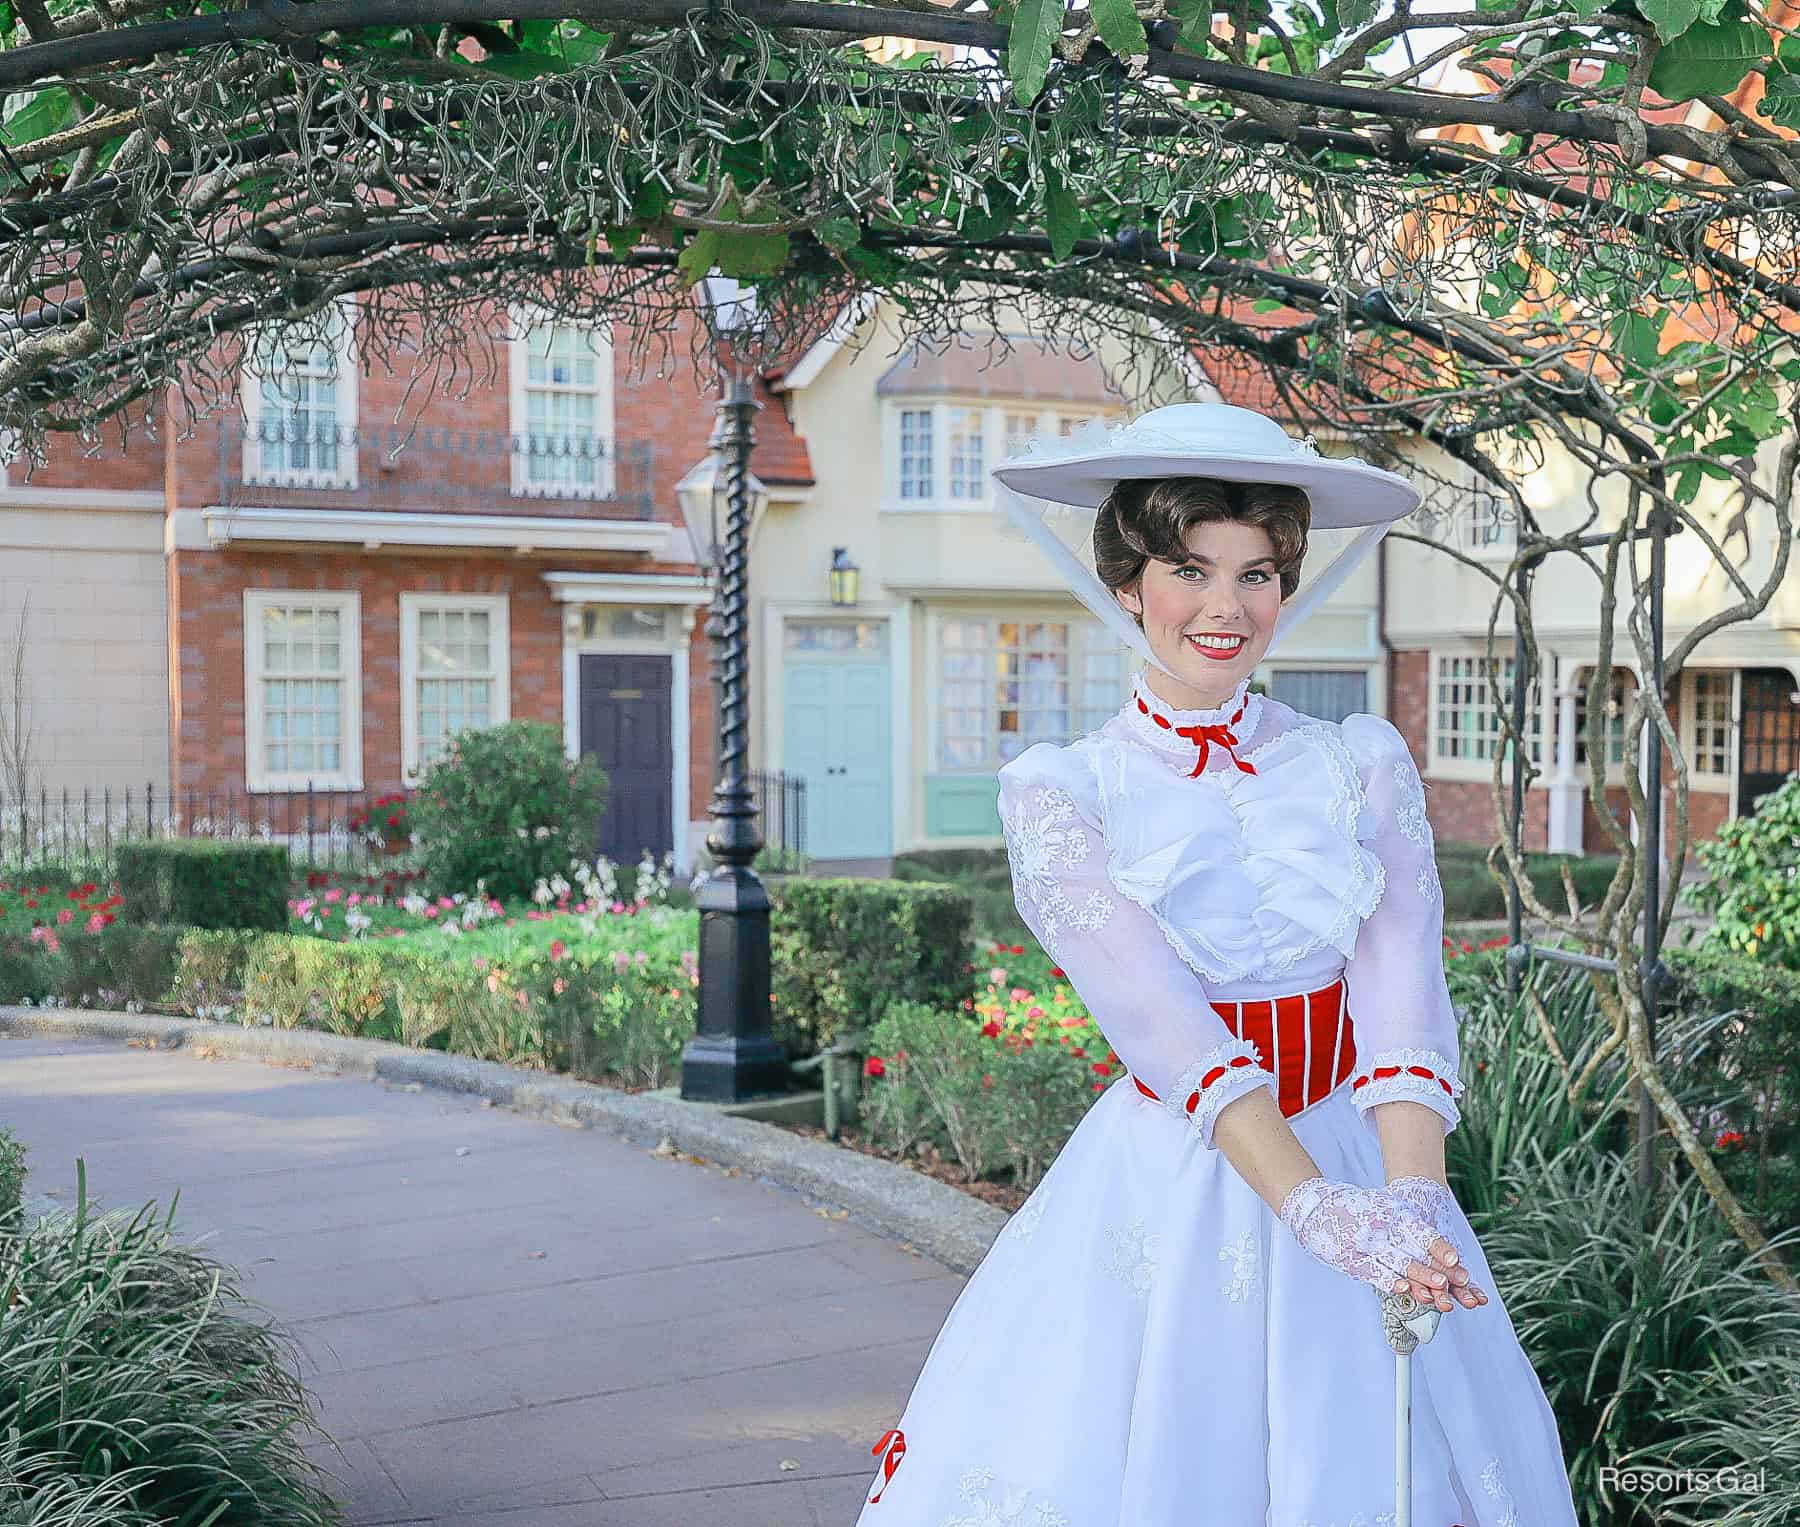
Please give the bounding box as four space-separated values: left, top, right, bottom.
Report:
0 1127 24 1229
1681 772 1800 970
116 839 290 930
0 940 57 1004
168 929 260 1017
58 923 186 1008
242 936 402 1039
408 720 607 900
0 1168 342 1525
770 877 973 1056
1434 841 1622 923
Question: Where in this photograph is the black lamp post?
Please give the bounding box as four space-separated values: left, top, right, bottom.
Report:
679 375 790 1102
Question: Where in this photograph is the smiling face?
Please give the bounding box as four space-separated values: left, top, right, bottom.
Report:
1115 517 1284 711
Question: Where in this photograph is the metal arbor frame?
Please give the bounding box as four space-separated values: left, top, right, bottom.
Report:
1500 505 1685 1198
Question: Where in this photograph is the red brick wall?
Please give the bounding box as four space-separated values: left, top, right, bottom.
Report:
5 398 165 495
1388 653 1732 855
171 548 697 798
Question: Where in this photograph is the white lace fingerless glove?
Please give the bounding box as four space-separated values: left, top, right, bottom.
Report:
1277 1175 1443 1293
1386 1175 1465 1241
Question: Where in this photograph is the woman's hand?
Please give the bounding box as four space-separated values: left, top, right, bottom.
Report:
1277 1176 1474 1309
1384 1174 1487 1313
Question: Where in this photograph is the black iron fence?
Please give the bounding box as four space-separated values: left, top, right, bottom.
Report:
749 769 808 866
4 774 809 881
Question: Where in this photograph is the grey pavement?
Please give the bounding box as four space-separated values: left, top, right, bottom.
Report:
0 1033 964 1526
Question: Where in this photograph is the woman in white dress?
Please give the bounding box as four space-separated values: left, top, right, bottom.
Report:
854 404 1579 1527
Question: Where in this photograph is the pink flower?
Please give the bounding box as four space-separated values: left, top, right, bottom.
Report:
1010 987 1030 1002
515 990 530 1010
611 901 626 914
989 967 1007 985
634 951 647 967
612 951 631 972
472 956 487 970
1027 1005 1045 1020
487 973 501 993
56 908 73 925
348 892 362 906
438 896 455 910
85 913 105 934
553 977 568 995
550 940 567 961
423 906 439 919
323 888 344 904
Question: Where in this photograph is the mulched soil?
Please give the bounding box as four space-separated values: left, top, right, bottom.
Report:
768 1119 1031 1216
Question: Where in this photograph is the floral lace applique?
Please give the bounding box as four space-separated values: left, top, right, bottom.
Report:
1292 1513 1397 1527
942 1467 1070 1527
1220 1229 1259 1303
1479 1456 1521 1527
998 784 1113 959
1006 1189 1048 1244
1101 1215 1159 1303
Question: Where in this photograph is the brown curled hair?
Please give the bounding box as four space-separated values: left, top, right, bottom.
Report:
1094 476 1311 613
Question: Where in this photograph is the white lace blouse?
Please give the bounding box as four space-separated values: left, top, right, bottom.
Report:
996 673 1465 1149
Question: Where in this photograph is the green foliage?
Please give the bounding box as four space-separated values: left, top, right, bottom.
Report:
168 929 260 1016
1434 842 1621 923
0 940 57 1004
408 721 608 901
1006 0 1059 103
1680 773 1800 970
0 1126 24 1229
769 877 974 1055
57 923 186 1008
115 839 290 931
0 1168 343 1526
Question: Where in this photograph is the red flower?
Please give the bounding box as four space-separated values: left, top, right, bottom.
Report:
1049 966 1066 979
23 899 36 910
1071 1047 1086 1058
1092 1062 1114 1076
982 1074 994 1089
864 1056 887 1078
387 814 403 829
1092 1082 1107 1092
980 1019 1002 1038
549 940 567 961
1715 1128 1747 1150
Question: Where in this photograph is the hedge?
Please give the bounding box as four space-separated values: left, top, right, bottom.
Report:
116 840 291 931
769 877 973 1056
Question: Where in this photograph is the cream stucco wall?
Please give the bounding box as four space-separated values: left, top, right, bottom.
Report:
0 496 170 792
754 297 1398 854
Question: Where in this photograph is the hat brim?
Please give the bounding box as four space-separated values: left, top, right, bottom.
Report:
992 448 1420 531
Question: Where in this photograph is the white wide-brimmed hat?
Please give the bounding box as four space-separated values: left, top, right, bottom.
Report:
990 401 1422 680
991 402 1421 530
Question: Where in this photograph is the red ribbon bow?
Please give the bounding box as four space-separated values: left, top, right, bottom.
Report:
868 1428 906 1503
1173 722 1257 779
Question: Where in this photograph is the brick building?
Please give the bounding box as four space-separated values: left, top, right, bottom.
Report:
0 300 815 870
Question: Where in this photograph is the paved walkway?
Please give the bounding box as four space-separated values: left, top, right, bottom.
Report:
0 1033 964 1526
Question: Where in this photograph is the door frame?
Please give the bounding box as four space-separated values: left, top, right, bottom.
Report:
764 602 909 852
546 572 710 873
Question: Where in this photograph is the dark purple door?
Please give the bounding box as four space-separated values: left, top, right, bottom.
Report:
579 653 674 862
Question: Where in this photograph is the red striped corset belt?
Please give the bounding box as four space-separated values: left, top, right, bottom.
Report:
1130 977 1357 1120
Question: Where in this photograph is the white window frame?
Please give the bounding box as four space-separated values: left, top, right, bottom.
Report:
508 306 616 500
243 590 362 793
1571 665 1637 781
884 402 1123 512
1456 461 1517 559
1681 668 1736 786
239 299 359 490
1427 649 1545 781
400 593 511 782
931 611 1129 773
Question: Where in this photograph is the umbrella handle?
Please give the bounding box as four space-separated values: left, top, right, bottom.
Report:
1380 1290 1443 1527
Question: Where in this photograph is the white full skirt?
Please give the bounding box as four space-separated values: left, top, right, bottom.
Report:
853 1075 1578 1527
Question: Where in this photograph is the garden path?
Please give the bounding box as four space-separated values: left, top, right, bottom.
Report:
0 1034 961 1527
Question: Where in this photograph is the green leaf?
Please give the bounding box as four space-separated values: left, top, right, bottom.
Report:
1611 310 1667 370
676 230 721 288
1760 74 1800 128
1648 12 1766 97
1 86 71 148
1007 0 1060 104
713 228 791 278
1636 0 1700 42
1090 0 1149 60
1336 0 1380 33
478 52 559 78
1043 165 1081 261
816 215 861 252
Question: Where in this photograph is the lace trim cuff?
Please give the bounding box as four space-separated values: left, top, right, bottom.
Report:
1350 1046 1464 1131
1165 1037 1276 1149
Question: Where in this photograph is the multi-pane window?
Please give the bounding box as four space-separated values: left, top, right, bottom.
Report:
893 405 1120 504
514 317 613 498
947 408 986 500
1685 670 1734 777
1573 668 1635 772
899 409 934 500
403 596 509 778
938 617 1129 771
1433 652 1543 768
245 592 360 790
243 308 356 488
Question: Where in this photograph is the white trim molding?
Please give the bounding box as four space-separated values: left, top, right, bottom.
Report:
549 571 709 873
0 486 164 512
773 291 881 393
399 592 512 782
189 506 672 556
243 588 363 793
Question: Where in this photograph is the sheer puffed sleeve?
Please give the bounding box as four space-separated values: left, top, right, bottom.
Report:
1340 715 1465 1135
997 743 1277 1148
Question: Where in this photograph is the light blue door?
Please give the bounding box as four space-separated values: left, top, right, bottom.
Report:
784 654 892 859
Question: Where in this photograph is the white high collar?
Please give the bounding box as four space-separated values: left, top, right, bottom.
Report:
1121 673 1263 764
